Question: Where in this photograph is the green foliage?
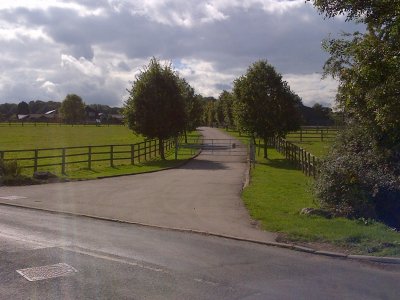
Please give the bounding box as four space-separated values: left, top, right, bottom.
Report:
309 0 400 229
124 58 185 159
233 60 301 157
0 159 21 177
314 125 400 228
60 94 86 124
178 78 203 133
225 129 400 256
218 90 235 128
311 0 400 149
17 101 30 115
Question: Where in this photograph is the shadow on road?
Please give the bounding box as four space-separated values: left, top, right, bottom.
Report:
179 159 229 170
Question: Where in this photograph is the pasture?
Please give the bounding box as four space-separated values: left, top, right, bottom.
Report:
0 124 200 179
285 127 337 157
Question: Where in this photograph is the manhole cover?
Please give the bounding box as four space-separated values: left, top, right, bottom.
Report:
17 263 78 281
0 196 27 201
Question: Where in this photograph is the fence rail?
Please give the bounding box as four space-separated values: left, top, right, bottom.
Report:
268 137 320 178
0 138 177 175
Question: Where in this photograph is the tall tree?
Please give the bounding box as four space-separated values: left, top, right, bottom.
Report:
310 0 400 227
60 94 86 124
178 78 203 143
123 58 185 160
16 101 30 115
309 0 400 148
219 90 235 129
233 60 301 158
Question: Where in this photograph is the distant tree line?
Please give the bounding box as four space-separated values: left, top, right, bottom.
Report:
0 99 122 123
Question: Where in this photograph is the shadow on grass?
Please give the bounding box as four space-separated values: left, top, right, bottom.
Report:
256 146 299 171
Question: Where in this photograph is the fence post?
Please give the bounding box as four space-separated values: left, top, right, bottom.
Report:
138 143 141 163
88 146 92 170
34 149 38 173
300 129 303 142
110 145 114 167
144 140 148 161
321 130 324 141
0 151 4 160
131 144 135 165
312 155 316 178
307 152 311 176
61 148 66 175
175 136 178 160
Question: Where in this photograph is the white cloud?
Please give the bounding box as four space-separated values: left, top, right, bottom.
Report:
0 0 361 106
61 54 103 77
284 73 338 107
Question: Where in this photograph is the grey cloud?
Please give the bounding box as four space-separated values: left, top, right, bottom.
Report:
0 1 362 105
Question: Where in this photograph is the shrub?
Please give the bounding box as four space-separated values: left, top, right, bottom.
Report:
314 125 400 228
0 159 37 186
0 159 21 177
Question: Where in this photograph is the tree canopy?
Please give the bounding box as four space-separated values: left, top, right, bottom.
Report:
310 0 400 148
16 101 30 115
123 58 186 159
233 60 301 158
60 94 86 124
310 0 400 228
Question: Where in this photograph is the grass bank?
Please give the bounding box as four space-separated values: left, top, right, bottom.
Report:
224 129 400 256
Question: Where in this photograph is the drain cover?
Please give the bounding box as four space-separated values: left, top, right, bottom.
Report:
0 196 27 201
17 263 78 281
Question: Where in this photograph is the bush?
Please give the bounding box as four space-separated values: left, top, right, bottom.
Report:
314 125 400 228
0 159 21 177
0 159 37 186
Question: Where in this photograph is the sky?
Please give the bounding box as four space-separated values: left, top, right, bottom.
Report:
0 0 360 108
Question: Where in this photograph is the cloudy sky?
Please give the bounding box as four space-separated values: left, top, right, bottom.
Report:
0 0 360 107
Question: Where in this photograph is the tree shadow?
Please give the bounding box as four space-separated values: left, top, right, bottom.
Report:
179 159 229 170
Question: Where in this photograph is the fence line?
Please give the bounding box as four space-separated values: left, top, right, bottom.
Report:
268 137 320 178
0 138 177 175
0 121 124 127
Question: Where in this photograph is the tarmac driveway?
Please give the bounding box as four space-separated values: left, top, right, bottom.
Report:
0 127 277 242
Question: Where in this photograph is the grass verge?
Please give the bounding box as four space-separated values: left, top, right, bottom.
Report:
224 129 400 256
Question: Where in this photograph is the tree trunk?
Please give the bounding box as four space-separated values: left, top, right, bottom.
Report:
263 137 268 159
159 138 165 160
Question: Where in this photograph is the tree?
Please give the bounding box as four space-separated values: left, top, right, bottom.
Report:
123 58 185 160
309 0 400 148
233 60 301 158
16 101 30 115
60 94 86 124
219 91 235 129
309 0 400 227
178 78 203 143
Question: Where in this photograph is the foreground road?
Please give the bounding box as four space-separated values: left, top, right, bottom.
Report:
1 205 400 299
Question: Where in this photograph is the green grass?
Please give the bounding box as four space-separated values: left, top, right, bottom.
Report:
0 124 143 150
0 124 201 180
224 129 400 256
285 131 337 158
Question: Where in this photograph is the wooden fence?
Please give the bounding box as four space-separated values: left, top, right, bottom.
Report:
0 138 176 175
268 137 320 178
285 126 338 142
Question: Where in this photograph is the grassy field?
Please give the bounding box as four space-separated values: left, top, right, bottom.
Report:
0 124 143 150
0 124 201 179
224 129 400 256
285 130 337 157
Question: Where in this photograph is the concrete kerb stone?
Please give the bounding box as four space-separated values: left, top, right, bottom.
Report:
1 201 400 265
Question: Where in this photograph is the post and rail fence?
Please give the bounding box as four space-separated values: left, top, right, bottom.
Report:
0 137 177 175
267 137 321 178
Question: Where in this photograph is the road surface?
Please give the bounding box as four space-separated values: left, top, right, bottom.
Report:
1 205 400 299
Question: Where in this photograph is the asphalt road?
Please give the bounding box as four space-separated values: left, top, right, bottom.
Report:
0 127 276 242
1 205 400 299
